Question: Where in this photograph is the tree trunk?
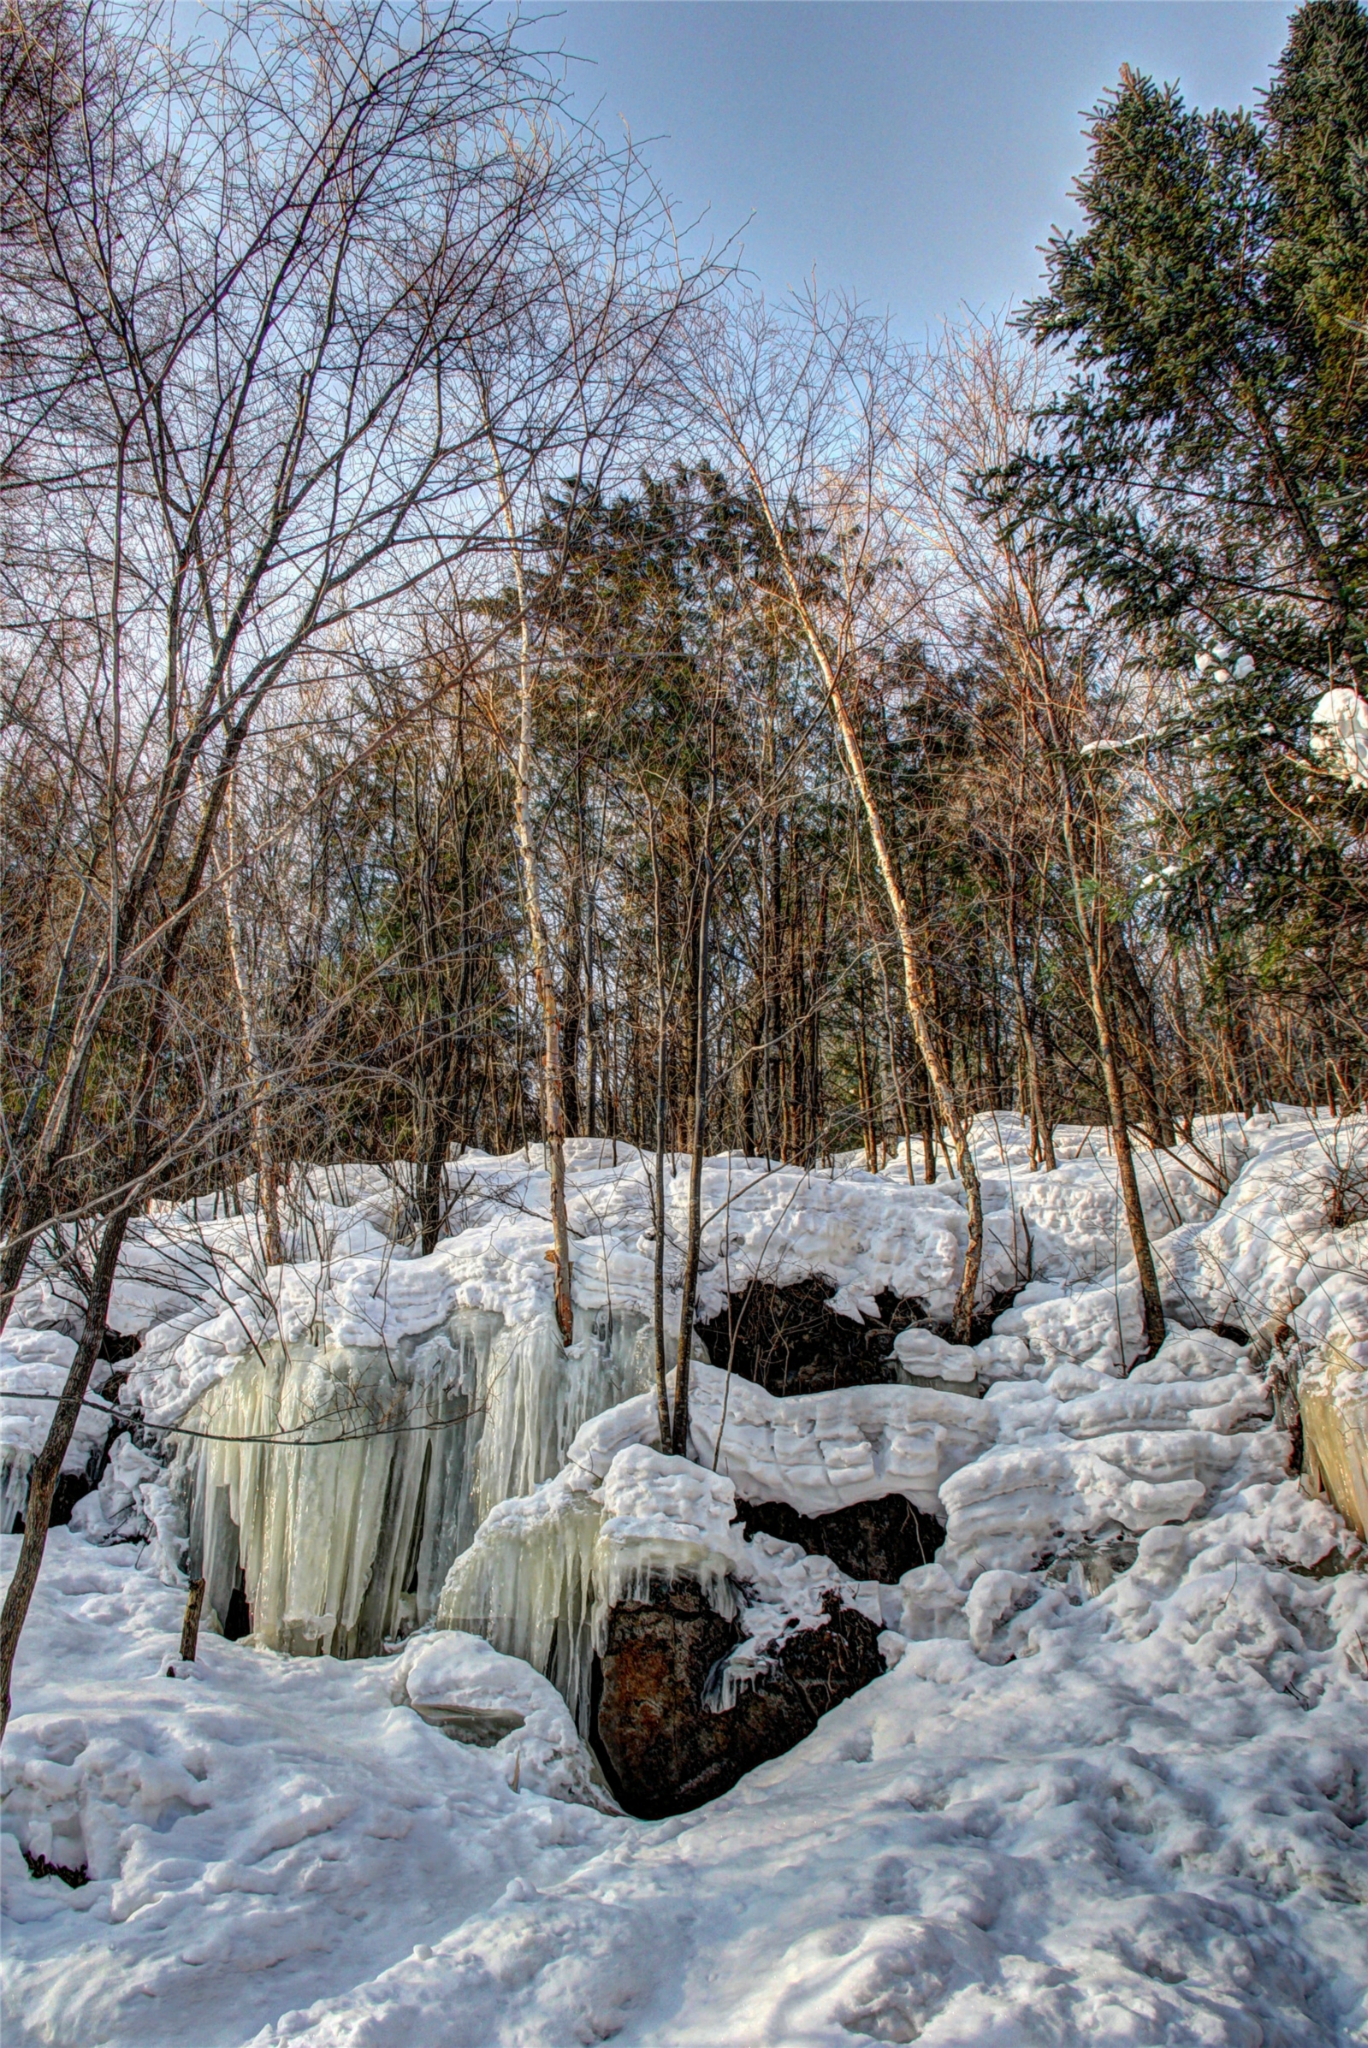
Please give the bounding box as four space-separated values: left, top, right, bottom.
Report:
493 454 573 1345
812 654 984 1337
1005 899 1055 1171
648 813 673 1452
0 1208 128 1737
221 771 284 1265
1059 806 1166 1360
671 849 714 1457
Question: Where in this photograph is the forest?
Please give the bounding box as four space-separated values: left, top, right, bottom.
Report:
2 3 1368 2044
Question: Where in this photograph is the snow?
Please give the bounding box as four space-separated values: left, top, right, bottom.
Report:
387 1631 614 1812
11 1125 1217 1433
1 1329 111 1534
5 1109 1368 2043
0 1533 617 2048
0 1129 1214 1657
9 1475 1365 2046
1311 685 1368 791
934 1329 1282 1584
685 1360 994 1519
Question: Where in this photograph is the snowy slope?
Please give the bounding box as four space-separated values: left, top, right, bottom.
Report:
5 1111 1368 2044
0 1533 617 2048
4 1482 1366 2047
256 1482 1368 2047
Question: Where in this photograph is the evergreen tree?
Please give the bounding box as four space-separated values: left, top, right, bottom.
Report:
986 0 1368 692
983 0 1368 1052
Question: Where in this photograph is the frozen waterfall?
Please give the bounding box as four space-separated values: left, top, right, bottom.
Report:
175 1303 655 1656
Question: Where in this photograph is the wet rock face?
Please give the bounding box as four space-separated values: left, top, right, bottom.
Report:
737 1492 945 1583
695 1279 921 1397
591 1579 884 1820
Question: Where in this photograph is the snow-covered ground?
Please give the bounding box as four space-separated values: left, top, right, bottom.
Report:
4 1477 1367 2046
0 1533 617 2048
4 1106 1368 2043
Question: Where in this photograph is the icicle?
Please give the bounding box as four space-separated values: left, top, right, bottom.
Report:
438 1475 605 1731
176 1310 499 1656
172 1301 654 1659
472 1305 653 1523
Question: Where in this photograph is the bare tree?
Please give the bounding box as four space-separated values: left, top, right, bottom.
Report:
688 291 988 1340
0 0 652 1732
903 321 1167 1352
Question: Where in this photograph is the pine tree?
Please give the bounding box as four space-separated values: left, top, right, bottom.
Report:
985 0 1367 690
981 0 1368 1051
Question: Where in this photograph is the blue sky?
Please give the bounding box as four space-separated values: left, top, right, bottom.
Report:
544 3 1292 337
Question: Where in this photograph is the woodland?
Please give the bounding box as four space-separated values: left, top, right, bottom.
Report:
2 0 1366 1696
2 0 1368 1857
5 0 1366 1279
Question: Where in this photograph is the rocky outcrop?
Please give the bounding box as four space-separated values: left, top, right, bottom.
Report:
591 1577 884 1819
695 1278 921 1397
736 1491 944 1582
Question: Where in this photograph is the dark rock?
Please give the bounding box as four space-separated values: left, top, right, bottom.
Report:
99 1327 142 1365
591 1578 884 1819
737 1492 944 1582
12 1467 98 1535
695 1279 922 1397
222 1571 253 1642
22 1847 88 1888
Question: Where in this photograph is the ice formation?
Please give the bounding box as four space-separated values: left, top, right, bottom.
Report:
431 1111 1368 1737
433 1324 1289 1726
5 1107 1361 1684
176 1304 654 1656
1299 1342 1368 1537
436 1377 909 1728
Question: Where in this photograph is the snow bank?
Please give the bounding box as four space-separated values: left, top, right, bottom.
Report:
1153 1115 1368 1336
933 1329 1281 1583
387 1630 614 1811
5 1110 1368 2048
685 1362 994 1519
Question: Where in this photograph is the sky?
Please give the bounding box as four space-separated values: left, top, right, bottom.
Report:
541 2 1293 339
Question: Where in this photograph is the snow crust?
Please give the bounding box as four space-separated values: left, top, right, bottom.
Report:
1311 684 1368 790
685 1361 994 1517
6 1125 1222 1425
